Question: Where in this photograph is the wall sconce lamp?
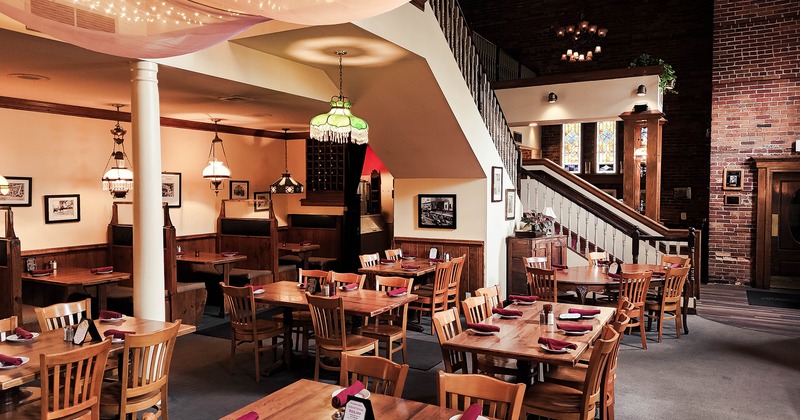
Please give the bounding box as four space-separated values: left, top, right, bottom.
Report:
548 92 558 103
636 84 647 96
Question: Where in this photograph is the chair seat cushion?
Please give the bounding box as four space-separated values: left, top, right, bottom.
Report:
523 381 585 413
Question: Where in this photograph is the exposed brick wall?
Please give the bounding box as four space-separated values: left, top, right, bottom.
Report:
708 0 800 284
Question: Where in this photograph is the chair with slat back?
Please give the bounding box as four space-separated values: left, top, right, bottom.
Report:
524 256 548 269
409 260 454 334
526 267 558 302
307 294 378 381
615 271 652 349
587 252 607 266
437 371 525 420
461 296 489 325
35 298 92 332
645 266 690 342
100 321 180 419
273 269 330 358
340 354 409 398
360 276 414 363
359 253 380 268
445 255 466 311
431 308 468 374
660 254 691 268
0 316 17 340
461 296 518 378
220 283 283 382
384 248 403 261
327 271 366 289
475 285 501 315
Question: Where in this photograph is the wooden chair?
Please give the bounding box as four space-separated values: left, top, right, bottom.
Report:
384 248 403 261
273 269 330 358
360 276 413 363
526 266 558 302
587 251 607 266
359 253 380 268
409 260 453 334
100 321 180 420
220 284 283 382
461 296 489 325
660 254 691 267
475 285 501 315
431 308 468 374
437 371 525 420
645 266 690 342
461 296 518 378
614 272 652 349
0 315 17 340
8 338 111 420
35 298 92 332
445 255 466 311
306 294 378 381
521 326 619 420
340 354 409 398
327 271 366 289
524 256 548 268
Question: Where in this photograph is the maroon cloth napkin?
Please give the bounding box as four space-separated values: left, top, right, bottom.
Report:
299 241 312 246
90 266 114 274
380 258 394 264
461 403 482 420
568 308 601 316
401 256 415 260
608 273 621 280
466 323 500 332
509 295 538 302
236 412 258 420
13 327 33 339
332 380 365 408
387 287 407 297
341 283 358 291
99 310 123 320
538 337 578 350
103 329 135 339
176 251 185 256
429 258 445 263
0 354 23 366
401 264 420 270
250 285 263 291
221 251 239 256
31 268 53 275
671 263 683 268
552 263 568 269
557 322 593 332
492 308 523 317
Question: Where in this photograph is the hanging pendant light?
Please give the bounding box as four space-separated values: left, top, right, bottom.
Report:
203 118 231 196
101 104 134 199
309 50 368 144
0 175 9 196
270 129 304 194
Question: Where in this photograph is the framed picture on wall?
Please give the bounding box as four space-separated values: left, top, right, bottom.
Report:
161 172 181 208
44 194 80 223
418 194 457 229
491 166 503 202
0 176 32 206
723 168 743 190
230 180 249 200
253 192 270 212
505 189 515 220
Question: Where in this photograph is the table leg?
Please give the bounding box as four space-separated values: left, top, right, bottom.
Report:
682 282 690 335
350 316 364 335
219 263 232 317
516 360 533 385
97 284 108 311
575 286 589 304
282 308 294 369
298 251 311 270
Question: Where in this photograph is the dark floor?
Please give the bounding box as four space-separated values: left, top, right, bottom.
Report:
697 283 800 337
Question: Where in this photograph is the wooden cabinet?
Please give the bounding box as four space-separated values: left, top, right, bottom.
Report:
506 235 568 296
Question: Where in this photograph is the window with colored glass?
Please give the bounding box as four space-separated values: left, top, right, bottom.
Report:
596 121 617 173
561 123 581 173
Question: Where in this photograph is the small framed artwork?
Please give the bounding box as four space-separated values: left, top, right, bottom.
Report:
0 176 32 207
505 189 515 220
161 172 181 208
44 194 80 224
491 166 503 202
418 194 457 229
253 191 270 212
230 180 249 200
723 168 743 190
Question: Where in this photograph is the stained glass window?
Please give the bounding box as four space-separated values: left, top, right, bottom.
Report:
596 121 617 173
561 123 581 173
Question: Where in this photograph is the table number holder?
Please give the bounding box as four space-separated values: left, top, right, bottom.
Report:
343 396 374 420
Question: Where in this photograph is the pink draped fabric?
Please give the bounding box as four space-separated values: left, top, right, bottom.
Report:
200 0 411 25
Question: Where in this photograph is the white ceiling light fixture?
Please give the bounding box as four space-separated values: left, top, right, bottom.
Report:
101 104 134 199
309 50 369 145
203 118 232 196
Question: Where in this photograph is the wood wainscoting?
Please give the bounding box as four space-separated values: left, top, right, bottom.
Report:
393 237 484 298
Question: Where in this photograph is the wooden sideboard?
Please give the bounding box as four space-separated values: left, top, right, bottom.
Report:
506 235 568 296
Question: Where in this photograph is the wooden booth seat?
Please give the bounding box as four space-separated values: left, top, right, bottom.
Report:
278 214 342 271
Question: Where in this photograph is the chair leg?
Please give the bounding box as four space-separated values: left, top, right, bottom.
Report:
254 339 261 383
639 319 647 349
675 308 682 339
401 337 408 364
386 339 393 361
314 350 321 381
658 310 665 343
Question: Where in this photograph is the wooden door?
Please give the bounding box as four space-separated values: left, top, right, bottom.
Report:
771 173 800 289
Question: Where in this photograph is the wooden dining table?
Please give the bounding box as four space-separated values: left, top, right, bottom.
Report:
357 258 437 286
278 242 320 269
553 263 665 304
220 379 464 420
21 266 131 312
442 301 615 384
177 252 247 316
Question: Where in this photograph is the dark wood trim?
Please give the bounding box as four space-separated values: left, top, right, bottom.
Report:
177 233 217 241
410 0 427 11
0 96 308 140
393 237 485 298
393 237 484 246
492 66 664 90
21 243 106 257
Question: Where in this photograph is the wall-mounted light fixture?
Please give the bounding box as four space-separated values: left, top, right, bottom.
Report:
548 92 558 103
636 84 647 96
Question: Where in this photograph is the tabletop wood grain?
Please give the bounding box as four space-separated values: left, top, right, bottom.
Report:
357 258 437 277
278 242 320 253
21 266 131 287
254 281 417 317
175 252 247 265
553 264 664 287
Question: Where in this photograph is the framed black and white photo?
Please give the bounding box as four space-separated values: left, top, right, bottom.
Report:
505 189 515 220
230 180 249 200
44 194 80 223
253 191 270 212
161 172 181 208
491 166 503 202
723 168 743 190
418 194 457 229
0 176 32 206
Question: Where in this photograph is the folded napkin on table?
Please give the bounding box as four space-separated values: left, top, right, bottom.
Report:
557 322 593 332
387 287 407 297
221 251 238 256
176 251 185 256
568 308 601 316
401 264 420 270
671 263 683 268
552 263 568 269
103 329 135 339
461 403 482 420
608 273 621 280
401 256 415 260
332 380 365 408
492 308 523 317
538 337 578 350
299 241 312 246
380 259 394 264
31 268 53 275
236 412 259 420
466 323 500 333
99 310 123 320
90 266 114 274
12 327 33 339
341 283 358 291
429 258 445 263
0 354 23 366
508 294 538 302
250 285 263 291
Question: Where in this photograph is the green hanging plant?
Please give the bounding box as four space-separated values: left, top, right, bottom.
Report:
630 54 677 94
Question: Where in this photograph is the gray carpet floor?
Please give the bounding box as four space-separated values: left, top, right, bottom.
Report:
166 314 800 419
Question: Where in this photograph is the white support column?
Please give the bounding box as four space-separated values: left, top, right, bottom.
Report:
130 60 165 321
